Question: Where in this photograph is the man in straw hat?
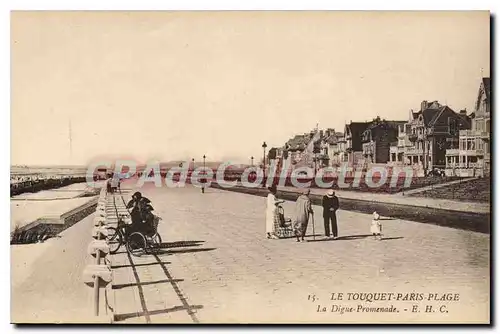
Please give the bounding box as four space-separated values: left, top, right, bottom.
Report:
293 188 314 242
322 189 339 239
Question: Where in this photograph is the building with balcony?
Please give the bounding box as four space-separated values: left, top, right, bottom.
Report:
389 123 412 165
319 128 345 167
389 100 471 176
281 133 310 166
279 127 346 171
342 121 372 168
445 77 491 177
361 117 406 166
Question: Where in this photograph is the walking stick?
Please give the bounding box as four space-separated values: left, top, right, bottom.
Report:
311 212 315 241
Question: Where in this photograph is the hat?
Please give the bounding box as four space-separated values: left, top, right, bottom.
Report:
326 189 335 197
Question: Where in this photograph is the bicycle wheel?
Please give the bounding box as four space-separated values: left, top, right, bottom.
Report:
152 233 162 246
126 232 146 257
107 227 123 254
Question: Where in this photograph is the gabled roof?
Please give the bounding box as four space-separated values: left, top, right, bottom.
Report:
412 106 444 126
346 122 371 136
483 77 491 100
285 134 308 151
362 120 406 137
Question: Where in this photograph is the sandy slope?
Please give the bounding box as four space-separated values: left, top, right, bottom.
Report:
10 197 93 232
11 213 97 323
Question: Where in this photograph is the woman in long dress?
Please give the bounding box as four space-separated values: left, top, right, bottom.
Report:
266 185 284 239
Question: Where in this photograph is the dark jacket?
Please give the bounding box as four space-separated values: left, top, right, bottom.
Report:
127 197 153 224
322 195 339 217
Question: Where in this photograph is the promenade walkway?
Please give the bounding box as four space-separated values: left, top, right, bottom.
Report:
108 185 489 324
277 185 489 214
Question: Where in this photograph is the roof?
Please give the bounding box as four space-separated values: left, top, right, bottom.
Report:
346 122 371 136
483 77 491 100
362 120 406 137
284 134 309 151
412 106 444 126
366 120 406 131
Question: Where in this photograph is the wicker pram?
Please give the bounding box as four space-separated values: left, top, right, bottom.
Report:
274 205 294 238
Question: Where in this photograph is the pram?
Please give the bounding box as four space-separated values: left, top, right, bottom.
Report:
274 205 295 239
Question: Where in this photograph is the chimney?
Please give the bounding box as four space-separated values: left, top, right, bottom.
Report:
460 108 467 115
421 100 428 111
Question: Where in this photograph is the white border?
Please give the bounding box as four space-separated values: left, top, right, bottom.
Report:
4 1 497 333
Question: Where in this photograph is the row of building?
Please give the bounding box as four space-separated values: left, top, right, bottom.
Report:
267 77 491 177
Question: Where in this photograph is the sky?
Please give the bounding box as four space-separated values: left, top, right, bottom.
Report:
11 11 490 166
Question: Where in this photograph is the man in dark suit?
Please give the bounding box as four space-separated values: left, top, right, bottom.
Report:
322 189 339 239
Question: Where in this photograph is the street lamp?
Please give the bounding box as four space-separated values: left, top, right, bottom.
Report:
422 128 429 176
262 142 267 178
251 156 254 166
202 155 206 194
313 154 317 176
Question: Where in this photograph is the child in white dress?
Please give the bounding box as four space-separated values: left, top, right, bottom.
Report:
370 211 382 240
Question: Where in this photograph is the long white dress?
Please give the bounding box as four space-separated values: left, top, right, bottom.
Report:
370 212 381 234
266 193 277 234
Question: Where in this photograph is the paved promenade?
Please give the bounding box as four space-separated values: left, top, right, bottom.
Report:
109 184 489 324
277 185 489 214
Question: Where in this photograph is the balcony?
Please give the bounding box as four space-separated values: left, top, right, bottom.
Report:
398 132 407 139
459 130 474 137
362 148 374 156
447 149 485 156
405 147 423 155
427 126 451 136
446 163 482 169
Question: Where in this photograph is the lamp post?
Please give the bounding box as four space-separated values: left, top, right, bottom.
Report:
313 154 318 177
262 142 267 178
422 128 429 177
251 156 254 166
202 155 206 193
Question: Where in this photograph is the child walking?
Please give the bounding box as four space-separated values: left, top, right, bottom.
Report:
371 211 382 240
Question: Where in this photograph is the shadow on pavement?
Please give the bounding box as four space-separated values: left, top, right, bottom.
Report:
111 261 171 269
157 240 205 249
381 236 404 241
155 247 217 255
114 304 204 322
273 233 323 240
306 234 373 242
112 278 184 290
